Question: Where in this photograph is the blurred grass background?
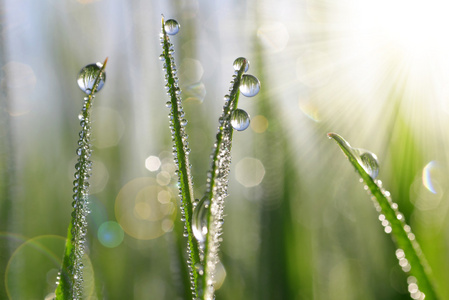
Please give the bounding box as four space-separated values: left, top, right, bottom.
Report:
1 0 449 299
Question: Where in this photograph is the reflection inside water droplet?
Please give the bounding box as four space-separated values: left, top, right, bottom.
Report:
192 196 209 243
77 63 106 95
233 57 249 72
352 148 379 179
164 19 180 35
239 74 260 97
230 109 250 131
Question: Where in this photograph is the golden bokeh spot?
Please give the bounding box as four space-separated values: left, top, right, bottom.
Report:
251 115 269 133
134 202 152 220
115 177 176 240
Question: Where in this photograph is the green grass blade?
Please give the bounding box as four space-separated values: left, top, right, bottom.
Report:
55 58 108 300
159 16 201 299
200 61 247 300
328 132 439 300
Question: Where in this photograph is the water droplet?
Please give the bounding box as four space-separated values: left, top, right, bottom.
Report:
165 19 180 35
239 74 260 97
353 148 379 179
192 196 210 243
77 62 106 95
230 109 250 131
195 263 204 276
233 57 249 72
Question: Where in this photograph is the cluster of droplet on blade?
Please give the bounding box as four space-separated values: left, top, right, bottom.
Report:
230 57 260 131
160 17 200 299
57 62 106 299
192 57 259 300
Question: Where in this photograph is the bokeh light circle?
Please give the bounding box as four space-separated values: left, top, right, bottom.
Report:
5 235 95 299
115 177 176 240
97 221 124 248
235 157 266 187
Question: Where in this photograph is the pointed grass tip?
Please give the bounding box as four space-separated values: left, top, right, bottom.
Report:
327 132 337 139
102 57 108 68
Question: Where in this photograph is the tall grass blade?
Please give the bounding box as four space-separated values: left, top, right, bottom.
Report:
200 61 246 300
159 15 201 299
55 58 108 300
328 132 439 300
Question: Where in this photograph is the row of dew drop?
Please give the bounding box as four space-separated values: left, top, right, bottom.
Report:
332 134 427 300
54 61 107 299
161 17 206 299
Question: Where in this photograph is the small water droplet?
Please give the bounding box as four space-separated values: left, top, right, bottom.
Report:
233 57 249 72
165 19 180 35
353 148 379 179
192 196 210 243
239 74 260 97
230 109 250 131
77 63 106 95
195 263 204 276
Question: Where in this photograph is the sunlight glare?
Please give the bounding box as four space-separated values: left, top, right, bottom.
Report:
354 0 449 57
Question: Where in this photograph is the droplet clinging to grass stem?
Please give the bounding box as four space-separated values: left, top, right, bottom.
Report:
56 58 107 300
328 132 439 300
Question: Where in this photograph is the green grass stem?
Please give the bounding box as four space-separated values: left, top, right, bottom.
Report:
160 16 201 299
328 132 439 300
200 63 246 300
56 58 108 300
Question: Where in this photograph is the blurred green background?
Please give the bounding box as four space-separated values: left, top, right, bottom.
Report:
1 0 449 299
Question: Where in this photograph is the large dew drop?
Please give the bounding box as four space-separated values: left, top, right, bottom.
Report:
230 109 250 131
233 57 249 72
77 63 106 95
353 148 379 179
192 196 209 243
239 74 260 97
164 19 180 35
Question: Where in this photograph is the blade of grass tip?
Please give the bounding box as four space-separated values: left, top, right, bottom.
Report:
159 15 201 299
328 132 439 300
199 58 255 300
56 58 107 300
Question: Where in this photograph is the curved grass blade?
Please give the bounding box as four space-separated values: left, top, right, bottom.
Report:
159 16 201 299
328 132 439 300
55 58 108 300
199 60 250 300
